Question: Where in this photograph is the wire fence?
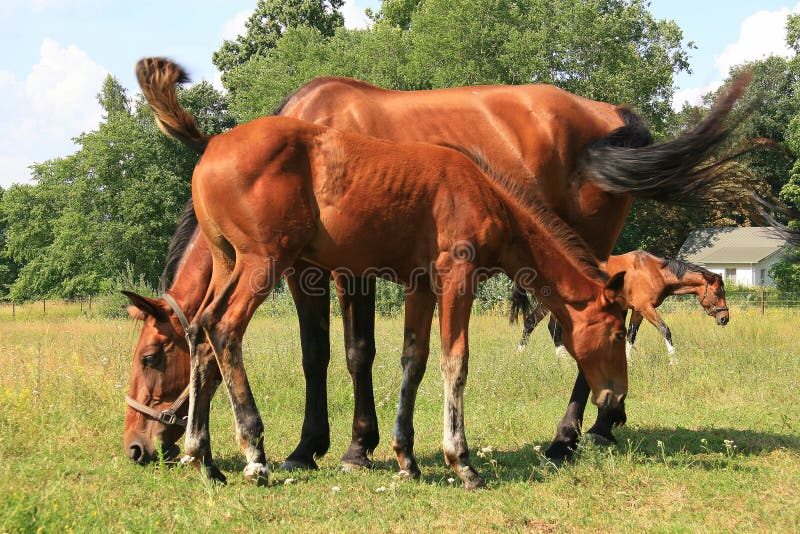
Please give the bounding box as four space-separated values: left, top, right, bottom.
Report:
2 286 800 322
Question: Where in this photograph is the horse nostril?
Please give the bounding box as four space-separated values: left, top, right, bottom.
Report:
128 443 145 463
718 316 729 326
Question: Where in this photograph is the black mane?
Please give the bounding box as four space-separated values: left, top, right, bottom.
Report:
158 198 199 293
661 257 720 281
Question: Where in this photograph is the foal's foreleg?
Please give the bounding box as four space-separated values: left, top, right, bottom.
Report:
391 290 436 479
437 263 484 490
337 276 380 469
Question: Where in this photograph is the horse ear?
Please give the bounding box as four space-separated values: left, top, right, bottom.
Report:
603 271 628 307
122 291 168 322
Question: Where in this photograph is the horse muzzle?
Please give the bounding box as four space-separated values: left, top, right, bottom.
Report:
715 310 729 326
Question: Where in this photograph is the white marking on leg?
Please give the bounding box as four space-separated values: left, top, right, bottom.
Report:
555 345 570 358
626 341 633 361
666 339 675 355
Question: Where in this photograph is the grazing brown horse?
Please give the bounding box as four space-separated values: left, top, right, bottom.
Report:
135 58 631 488
516 251 729 361
125 57 760 469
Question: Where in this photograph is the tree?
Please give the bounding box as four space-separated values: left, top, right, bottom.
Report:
0 76 233 300
223 0 691 133
213 0 344 77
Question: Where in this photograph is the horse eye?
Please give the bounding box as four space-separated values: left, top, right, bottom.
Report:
142 352 164 368
615 332 626 342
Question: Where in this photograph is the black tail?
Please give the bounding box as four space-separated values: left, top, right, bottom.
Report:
135 57 209 154
582 72 764 208
508 284 533 324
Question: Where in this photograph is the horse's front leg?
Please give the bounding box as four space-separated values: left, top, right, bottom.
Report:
336 275 380 469
640 306 675 357
391 290 436 479
437 260 484 490
183 329 226 483
626 309 644 360
543 370 590 465
282 262 332 470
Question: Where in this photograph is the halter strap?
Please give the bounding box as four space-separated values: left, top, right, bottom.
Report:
124 293 193 427
701 281 728 316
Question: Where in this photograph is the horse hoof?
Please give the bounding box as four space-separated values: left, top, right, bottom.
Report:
462 475 487 491
539 455 565 470
517 344 525 353
395 467 421 480
582 432 615 448
341 459 373 472
203 464 227 485
555 346 570 358
280 458 318 471
243 462 270 486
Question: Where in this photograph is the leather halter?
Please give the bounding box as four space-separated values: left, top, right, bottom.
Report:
124 293 193 427
700 281 728 317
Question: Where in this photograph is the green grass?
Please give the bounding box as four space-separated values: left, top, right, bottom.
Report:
1 305 799 532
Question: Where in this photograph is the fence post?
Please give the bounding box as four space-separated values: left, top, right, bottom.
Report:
89 295 92 313
43 299 46 316
760 286 765 316
12 301 15 319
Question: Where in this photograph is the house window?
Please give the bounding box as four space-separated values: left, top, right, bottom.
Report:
724 268 736 281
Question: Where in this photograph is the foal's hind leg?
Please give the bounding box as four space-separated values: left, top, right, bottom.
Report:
195 255 292 484
282 262 332 470
337 275 380 470
392 290 436 479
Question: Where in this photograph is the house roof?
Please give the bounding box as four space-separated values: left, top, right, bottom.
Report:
678 227 787 265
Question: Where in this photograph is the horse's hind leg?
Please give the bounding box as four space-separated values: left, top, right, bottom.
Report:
282 262 332 470
197 254 292 485
336 275 380 470
392 290 436 479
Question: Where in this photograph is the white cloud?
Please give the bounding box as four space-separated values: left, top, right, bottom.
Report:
220 9 251 42
673 4 800 111
672 80 723 111
342 0 373 30
715 5 800 75
0 39 107 188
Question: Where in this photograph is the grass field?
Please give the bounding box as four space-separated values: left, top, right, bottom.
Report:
1 303 799 532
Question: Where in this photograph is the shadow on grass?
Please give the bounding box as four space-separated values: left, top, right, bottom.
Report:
199 425 799 487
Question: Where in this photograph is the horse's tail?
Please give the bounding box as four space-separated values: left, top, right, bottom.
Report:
582 72 761 208
508 284 533 324
135 57 209 154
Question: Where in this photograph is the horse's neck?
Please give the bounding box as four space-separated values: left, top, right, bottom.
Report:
502 205 603 319
166 234 212 317
663 267 705 296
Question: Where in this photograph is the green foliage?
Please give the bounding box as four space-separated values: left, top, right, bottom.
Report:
95 262 158 318
769 259 800 293
213 0 344 77
0 76 232 300
224 0 691 133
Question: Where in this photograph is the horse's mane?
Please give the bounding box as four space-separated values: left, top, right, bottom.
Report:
661 257 721 281
158 198 199 293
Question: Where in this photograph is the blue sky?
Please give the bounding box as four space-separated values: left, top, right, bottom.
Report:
1 0 798 188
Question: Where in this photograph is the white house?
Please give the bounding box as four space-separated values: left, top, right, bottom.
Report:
677 227 788 287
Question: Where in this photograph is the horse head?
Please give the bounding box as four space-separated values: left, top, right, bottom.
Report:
122 291 191 464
